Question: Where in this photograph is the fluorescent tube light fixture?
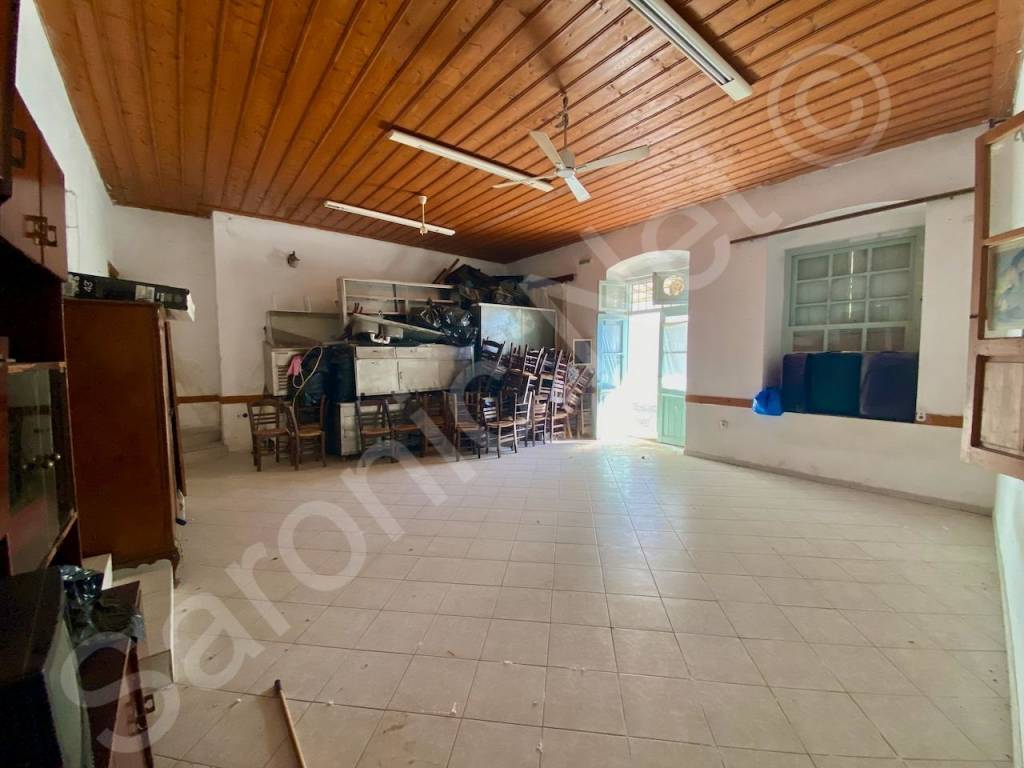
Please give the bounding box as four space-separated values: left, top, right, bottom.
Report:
626 0 752 101
324 199 455 237
387 129 555 192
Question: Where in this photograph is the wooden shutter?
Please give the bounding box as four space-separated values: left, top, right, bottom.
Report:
963 111 1024 478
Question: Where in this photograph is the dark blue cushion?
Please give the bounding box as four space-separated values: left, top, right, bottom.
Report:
860 352 918 422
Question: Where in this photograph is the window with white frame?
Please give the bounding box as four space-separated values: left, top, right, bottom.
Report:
785 229 924 353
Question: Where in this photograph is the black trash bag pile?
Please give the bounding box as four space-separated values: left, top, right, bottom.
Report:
410 301 478 346
445 264 532 307
59 565 146 644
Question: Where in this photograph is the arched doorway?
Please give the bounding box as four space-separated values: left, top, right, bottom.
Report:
597 250 689 445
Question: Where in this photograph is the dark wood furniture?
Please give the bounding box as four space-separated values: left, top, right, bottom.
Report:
0 37 155 767
0 1 18 203
77 582 155 768
63 299 182 568
0 96 78 576
0 92 67 278
247 397 290 471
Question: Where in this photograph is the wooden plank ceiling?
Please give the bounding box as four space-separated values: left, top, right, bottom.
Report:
37 0 1004 262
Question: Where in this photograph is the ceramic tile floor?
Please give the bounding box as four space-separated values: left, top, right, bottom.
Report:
152 440 1012 768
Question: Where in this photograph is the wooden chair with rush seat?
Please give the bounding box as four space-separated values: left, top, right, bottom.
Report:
247 398 291 471
285 398 327 469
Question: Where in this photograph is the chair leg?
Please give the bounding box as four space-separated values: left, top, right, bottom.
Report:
320 433 326 467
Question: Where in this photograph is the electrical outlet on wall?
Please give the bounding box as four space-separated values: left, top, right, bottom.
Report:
915 410 926 423
719 419 729 429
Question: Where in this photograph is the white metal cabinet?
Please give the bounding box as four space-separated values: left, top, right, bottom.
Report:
353 344 473 396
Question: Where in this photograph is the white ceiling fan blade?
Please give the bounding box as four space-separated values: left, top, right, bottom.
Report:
564 174 591 203
530 130 565 170
492 175 556 189
576 145 650 174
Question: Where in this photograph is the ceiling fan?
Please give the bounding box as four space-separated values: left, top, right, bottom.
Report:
494 95 650 202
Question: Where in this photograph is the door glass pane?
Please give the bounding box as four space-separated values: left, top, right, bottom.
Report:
866 326 906 351
796 255 829 280
829 301 865 324
871 243 912 271
793 305 827 326
796 280 828 304
830 276 866 301
989 131 1024 236
660 317 687 391
986 236 1024 336
869 271 911 298
828 328 862 351
793 330 825 352
868 298 910 322
597 317 625 388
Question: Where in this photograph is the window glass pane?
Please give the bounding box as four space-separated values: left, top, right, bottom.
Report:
866 326 906 351
793 330 824 352
832 252 850 275
793 305 827 326
829 302 865 324
868 298 910 322
989 131 1024 236
661 354 686 391
796 280 828 304
827 329 862 351
796 255 829 280
871 243 912 271
869 271 911 298
852 249 868 273
986 236 1024 336
830 276 867 301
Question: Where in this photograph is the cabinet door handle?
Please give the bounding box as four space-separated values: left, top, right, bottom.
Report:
10 129 25 169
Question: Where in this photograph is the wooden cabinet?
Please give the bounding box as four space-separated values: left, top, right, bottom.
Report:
0 92 67 278
64 300 182 568
0 1 19 203
1 94 41 260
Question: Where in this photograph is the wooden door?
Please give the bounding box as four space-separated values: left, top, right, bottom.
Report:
0 94 42 262
39 137 66 279
657 309 688 447
962 111 1024 478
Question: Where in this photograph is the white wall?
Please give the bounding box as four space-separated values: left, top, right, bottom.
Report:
507 127 995 509
15 0 114 276
212 212 500 449
110 208 220 430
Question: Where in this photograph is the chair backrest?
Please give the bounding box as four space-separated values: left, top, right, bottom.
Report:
449 392 478 425
294 397 326 428
506 345 525 372
479 396 499 425
417 390 445 420
523 348 545 376
355 396 390 430
247 398 284 432
388 392 419 427
480 338 505 362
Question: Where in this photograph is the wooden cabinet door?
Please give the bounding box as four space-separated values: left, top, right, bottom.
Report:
0 94 42 262
0 1 18 203
39 138 66 279
0 337 9 575
962 111 1024 478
